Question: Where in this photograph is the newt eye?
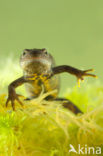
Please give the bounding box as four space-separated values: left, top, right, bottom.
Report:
45 51 48 55
23 51 27 56
22 49 29 56
42 48 48 54
23 52 26 56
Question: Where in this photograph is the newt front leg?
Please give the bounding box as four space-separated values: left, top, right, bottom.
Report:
52 65 97 87
6 77 27 110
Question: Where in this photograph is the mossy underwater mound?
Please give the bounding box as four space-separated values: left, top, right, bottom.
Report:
0 84 103 156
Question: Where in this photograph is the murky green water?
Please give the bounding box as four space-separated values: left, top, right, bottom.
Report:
0 0 103 94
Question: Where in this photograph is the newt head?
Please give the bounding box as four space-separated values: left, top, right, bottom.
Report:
20 48 55 75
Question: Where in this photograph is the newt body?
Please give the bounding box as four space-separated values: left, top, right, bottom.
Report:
6 48 96 114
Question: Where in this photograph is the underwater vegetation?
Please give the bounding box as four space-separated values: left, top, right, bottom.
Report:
0 58 103 156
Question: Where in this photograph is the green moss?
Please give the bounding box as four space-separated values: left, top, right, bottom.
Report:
0 84 102 156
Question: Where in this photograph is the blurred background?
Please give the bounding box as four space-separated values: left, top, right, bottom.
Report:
0 0 103 94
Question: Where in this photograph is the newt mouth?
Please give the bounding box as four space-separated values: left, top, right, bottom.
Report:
21 57 50 64
21 57 45 61
20 57 51 68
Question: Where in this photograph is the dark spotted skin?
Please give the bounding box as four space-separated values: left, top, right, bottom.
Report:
6 48 96 114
